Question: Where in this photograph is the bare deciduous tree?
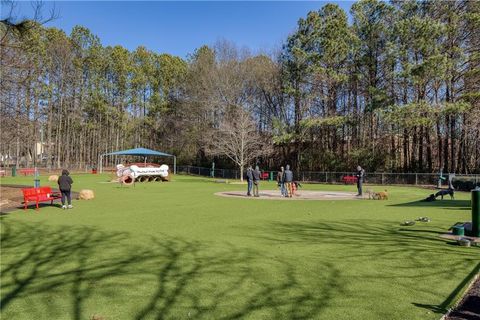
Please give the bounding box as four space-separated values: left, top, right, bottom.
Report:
206 108 272 181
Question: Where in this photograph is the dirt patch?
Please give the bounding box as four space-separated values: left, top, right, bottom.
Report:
445 276 480 320
215 190 364 200
0 185 79 213
0 186 25 212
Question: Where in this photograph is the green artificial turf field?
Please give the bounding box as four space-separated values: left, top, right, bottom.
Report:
1 174 478 320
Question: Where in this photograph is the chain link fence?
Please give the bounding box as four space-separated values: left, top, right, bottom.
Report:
177 166 241 180
177 165 480 188
3 164 478 189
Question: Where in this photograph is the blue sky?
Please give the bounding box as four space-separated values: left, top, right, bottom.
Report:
4 1 354 58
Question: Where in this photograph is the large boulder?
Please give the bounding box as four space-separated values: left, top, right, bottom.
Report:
78 189 95 200
48 175 59 182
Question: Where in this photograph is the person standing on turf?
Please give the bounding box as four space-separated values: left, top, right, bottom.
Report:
246 165 253 196
356 165 365 196
58 169 74 209
253 165 261 197
277 166 286 196
284 165 293 197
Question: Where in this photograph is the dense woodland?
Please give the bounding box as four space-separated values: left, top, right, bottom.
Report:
1 0 479 173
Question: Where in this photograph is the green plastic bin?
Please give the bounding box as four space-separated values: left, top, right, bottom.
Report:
452 225 464 236
11 165 16 177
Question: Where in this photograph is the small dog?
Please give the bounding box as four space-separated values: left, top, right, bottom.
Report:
367 189 376 199
435 188 455 200
367 190 378 200
367 189 388 200
377 190 388 200
291 181 302 196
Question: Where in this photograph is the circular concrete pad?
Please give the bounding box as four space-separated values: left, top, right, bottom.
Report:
215 190 362 200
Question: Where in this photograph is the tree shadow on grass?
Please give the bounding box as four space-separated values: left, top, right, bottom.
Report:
244 219 479 316
412 262 480 316
1 201 65 215
248 219 459 249
389 199 471 210
0 217 342 319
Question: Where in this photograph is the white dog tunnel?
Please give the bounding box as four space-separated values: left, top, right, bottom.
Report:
99 147 176 175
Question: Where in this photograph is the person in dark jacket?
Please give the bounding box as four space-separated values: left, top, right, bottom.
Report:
355 165 365 196
277 166 286 196
283 165 293 197
253 165 261 197
58 169 73 209
246 166 253 196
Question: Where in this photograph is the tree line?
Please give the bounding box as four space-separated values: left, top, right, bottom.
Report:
1 0 479 174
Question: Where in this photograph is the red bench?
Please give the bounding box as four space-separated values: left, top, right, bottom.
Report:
22 187 61 210
19 168 36 176
261 172 269 180
342 175 358 184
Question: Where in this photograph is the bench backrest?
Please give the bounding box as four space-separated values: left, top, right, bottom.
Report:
22 187 53 198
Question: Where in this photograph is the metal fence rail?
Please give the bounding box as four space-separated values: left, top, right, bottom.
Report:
177 166 241 180
177 165 480 186
2 164 477 187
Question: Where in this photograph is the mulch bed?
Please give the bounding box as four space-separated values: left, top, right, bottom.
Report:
445 276 480 320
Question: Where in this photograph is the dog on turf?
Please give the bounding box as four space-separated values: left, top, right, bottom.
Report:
377 190 388 200
367 189 378 200
367 189 388 200
435 188 455 200
291 181 302 196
